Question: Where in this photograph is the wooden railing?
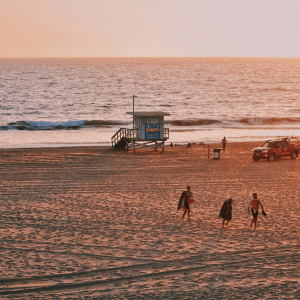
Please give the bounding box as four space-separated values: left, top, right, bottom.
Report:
111 128 140 147
164 128 169 139
112 127 169 147
111 128 127 147
127 128 140 140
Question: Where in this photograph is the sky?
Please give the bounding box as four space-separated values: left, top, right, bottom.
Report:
1 0 300 57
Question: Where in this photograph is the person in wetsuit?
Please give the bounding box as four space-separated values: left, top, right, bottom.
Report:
178 186 192 220
248 193 264 228
220 198 233 227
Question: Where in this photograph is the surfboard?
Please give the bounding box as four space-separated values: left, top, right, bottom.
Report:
218 199 227 219
188 198 195 205
180 198 195 210
177 191 187 210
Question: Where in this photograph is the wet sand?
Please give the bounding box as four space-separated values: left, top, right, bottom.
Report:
0 143 300 299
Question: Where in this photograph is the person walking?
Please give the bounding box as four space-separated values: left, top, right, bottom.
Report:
219 198 233 227
248 193 265 228
177 186 193 220
221 136 227 153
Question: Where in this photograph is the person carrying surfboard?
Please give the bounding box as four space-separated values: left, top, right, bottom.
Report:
247 193 265 228
177 186 193 220
219 198 233 227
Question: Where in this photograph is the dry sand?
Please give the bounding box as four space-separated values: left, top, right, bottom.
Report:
0 142 300 299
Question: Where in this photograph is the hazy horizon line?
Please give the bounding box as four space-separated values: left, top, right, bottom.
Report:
1 56 300 59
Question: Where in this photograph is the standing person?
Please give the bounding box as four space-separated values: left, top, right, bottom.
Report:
219 198 233 227
177 186 192 220
221 136 227 153
248 193 264 228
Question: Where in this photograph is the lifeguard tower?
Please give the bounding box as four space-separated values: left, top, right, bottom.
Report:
111 111 170 152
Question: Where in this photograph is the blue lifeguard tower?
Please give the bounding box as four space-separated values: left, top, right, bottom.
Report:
111 111 170 152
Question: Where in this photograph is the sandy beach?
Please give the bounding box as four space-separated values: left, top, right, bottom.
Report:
1 142 300 299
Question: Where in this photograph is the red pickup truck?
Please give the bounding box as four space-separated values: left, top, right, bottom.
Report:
252 137 300 162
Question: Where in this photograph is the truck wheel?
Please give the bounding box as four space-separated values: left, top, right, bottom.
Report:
268 153 276 162
253 156 259 161
291 151 297 159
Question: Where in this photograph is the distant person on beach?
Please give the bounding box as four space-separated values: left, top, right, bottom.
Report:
177 186 192 220
248 193 264 228
221 137 227 153
219 198 233 227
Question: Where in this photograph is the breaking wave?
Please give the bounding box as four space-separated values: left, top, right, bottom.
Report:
1 117 300 131
0 120 129 130
237 117 300 125
166 119 221 126
166 117 300 127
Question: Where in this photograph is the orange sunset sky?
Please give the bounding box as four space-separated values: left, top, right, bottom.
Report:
1 0 300 57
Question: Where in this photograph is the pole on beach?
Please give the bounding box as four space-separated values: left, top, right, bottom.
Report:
133 95 137 135
208 144 210 158
133 95 136 129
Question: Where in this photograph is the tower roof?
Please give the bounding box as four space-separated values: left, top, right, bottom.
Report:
126 111 170 116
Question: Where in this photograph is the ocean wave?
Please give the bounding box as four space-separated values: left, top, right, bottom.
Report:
83 120 128 126
166 119 221 126
1 117 300 131
238 117 300 125
0 120 129 131
165 117 300 128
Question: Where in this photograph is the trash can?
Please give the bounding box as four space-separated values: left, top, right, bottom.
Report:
213 148 221 159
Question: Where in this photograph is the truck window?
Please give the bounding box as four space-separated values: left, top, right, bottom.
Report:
277 142 282 148
283 141 288 147
262 141 276 148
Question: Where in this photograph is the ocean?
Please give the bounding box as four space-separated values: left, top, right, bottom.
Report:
1 57 300 149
